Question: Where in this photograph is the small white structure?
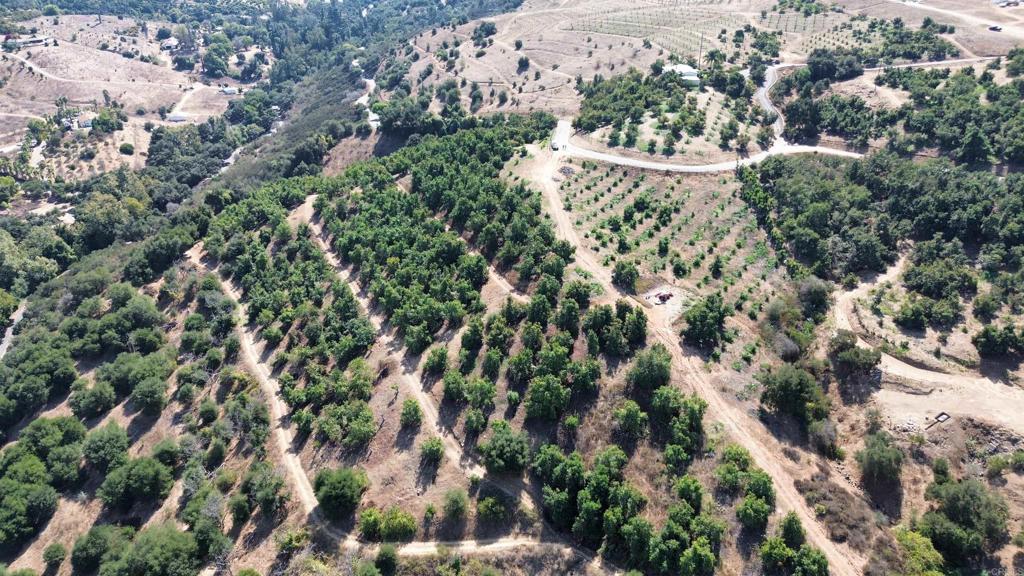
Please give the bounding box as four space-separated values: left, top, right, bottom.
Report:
160 37 179 51
666 63 701 86
220 86 239 95
13 36 50 48
167 113 188 123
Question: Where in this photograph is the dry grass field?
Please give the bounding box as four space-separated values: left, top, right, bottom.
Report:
36 118 153 180
397 0 876 119
0 14 244 178
392 0 1024 127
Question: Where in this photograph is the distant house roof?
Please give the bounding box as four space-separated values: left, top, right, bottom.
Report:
167 113 188 122
14 36 50 46
160 37 179 50
220 86 239 95
666 64 699 76
666 64 700 84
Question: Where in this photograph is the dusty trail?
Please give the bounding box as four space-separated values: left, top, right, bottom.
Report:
530 146 865 576
0 112 46 121
185 245 322 518
0 302 26 361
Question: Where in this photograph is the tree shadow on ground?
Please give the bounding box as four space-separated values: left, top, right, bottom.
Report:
737 526 767 561
836 369 882 405
416 458 439 491
757 409 806 448
863 478 903 521
394 424 417 452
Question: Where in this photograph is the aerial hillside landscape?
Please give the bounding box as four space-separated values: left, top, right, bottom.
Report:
2 0 1024 575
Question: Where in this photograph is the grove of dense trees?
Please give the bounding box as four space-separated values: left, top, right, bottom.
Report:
741 151 1024 354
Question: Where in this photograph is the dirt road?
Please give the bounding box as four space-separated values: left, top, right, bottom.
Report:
0 302 26 361
529 145 865 576
185 245 322 518
833 256 1024 435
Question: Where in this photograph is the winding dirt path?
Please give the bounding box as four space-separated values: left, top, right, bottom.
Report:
529 145 865 576
833 256 1024 436
555 57 1001 174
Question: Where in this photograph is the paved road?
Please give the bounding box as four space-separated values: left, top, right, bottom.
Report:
552 62 863 172
554 124 863 173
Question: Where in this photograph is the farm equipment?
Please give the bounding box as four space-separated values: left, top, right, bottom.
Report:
925 411 951 430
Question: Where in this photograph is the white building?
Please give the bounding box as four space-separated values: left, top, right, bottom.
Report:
13 36 50 48
666 63 701 86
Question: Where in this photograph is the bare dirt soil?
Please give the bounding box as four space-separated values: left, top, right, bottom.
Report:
833 256 1024 442
0 15 241 176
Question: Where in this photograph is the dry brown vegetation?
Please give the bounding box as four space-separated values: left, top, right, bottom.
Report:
0 15 242 178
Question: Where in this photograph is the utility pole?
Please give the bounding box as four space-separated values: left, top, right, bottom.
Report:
697 32 704 69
